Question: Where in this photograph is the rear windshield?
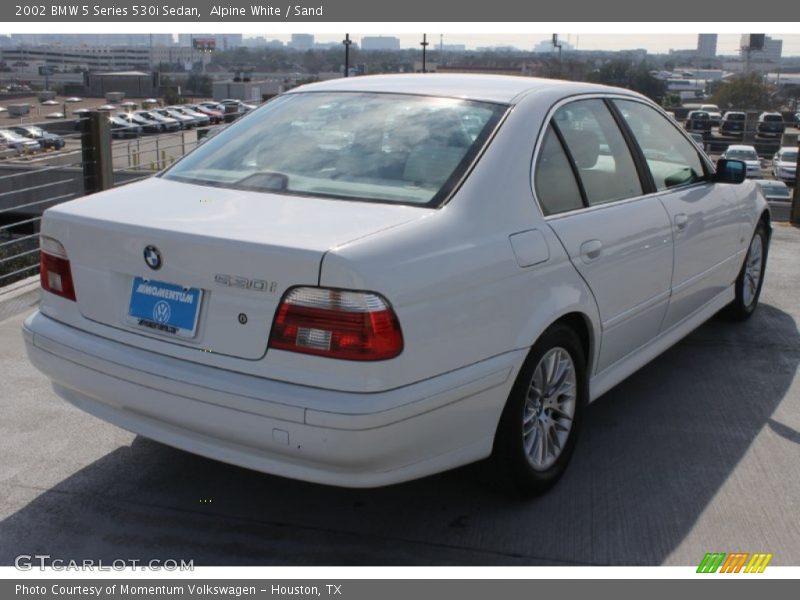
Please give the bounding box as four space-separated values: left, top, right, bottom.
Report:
164 92 507 207
781 151 797 162
726 113 745 121
763 114 783 122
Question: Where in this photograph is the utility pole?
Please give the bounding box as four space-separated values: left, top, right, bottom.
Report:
552 34 563 76
343 33 352 77
421 34 429 73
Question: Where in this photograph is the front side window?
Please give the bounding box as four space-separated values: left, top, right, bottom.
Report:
614 100 707 191
164 92 506 207
553 99 643 206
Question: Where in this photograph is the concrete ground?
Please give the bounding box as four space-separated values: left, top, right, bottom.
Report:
0 225 798 566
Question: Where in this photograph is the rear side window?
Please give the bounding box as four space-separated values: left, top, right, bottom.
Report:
534 125 584 215
554 99 643 206
614 100 707 191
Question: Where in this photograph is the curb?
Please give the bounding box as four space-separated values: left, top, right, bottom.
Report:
0 275 40 322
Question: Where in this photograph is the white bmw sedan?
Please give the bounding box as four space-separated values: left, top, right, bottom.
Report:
24 75 769 494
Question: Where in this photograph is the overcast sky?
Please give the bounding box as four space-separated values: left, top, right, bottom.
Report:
249 33 800 56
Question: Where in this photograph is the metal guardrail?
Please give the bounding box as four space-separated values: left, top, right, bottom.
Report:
0 112 214 288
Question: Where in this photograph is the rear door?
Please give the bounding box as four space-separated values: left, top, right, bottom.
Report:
536 98 674 374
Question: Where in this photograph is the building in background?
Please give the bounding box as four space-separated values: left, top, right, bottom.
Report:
177 34 243 50
8 34 173 46
739 35 783 64
361 36 401 51
697 34 717 58
289 34 315 51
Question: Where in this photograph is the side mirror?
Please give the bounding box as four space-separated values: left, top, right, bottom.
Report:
715 158 746 184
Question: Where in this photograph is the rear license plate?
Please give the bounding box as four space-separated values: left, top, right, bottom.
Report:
127 277 203 338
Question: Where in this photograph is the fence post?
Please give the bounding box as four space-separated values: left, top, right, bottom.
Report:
791 140 800 225
81 111 113 194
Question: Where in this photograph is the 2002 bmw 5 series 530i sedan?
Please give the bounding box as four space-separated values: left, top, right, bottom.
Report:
24 74 769 494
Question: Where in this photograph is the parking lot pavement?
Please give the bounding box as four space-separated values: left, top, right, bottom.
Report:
0 225 799 567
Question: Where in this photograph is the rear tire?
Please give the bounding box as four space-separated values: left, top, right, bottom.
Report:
725 221 768 321
492 324 588 496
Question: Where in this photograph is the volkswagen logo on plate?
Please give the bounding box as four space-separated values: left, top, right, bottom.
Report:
143 245 162 270
152 300 171 324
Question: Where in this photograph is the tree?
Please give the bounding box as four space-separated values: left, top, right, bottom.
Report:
711 73 771 111
587 60 666 102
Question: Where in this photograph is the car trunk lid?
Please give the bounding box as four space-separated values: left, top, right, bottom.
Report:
43 177 426 361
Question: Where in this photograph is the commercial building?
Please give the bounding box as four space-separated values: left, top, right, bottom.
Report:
740 35 783 64
697 34 717 58
1 45 208 74
361 36 401 51
85 71 159 98
177 34 243 50
289 34 315 51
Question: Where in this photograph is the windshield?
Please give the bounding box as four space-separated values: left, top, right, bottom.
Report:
726 113 745 121
725 149 758 161
763 115 783 122
780 151 797 162
164 92 507 207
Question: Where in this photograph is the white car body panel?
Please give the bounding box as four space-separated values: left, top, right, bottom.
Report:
24 74 769 487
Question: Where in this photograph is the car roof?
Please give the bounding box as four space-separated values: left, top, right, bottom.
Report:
726 144 757 151
288 73 641 105
778 146 796 152
755 179 786 187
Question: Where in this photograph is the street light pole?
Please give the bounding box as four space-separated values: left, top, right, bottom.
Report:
343 33 352 77
421 34 429 73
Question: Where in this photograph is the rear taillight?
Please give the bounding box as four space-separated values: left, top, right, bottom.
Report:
39 235 76 301
269 287 403 361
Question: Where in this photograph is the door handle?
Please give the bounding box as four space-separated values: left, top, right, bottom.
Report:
674 213 689 230
579 239 603 262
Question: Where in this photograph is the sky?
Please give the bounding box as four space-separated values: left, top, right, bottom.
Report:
247 34 800 56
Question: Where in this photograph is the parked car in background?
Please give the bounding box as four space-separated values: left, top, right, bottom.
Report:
156 108 195 129
719 111 746 137
0 129 41 153
10 125 65 150
685 110 711 135
186 103 225 124
689 132 708 152
755 180 792 203
137 110 181 132
721 145 762 178
214 99 257 122
108 116 141 139
771 147 797 184
24 75 769 495
699 104 722 127
756 112 785 138
116 112 162 134
219 99 257 111
169 106 211 127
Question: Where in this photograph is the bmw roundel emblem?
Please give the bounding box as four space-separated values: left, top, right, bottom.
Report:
143 245 162 270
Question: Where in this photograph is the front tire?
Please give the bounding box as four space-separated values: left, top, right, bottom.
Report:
492 324 588 496
726 221 768 321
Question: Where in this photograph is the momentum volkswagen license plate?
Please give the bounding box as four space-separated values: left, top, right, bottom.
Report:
127 277 203 338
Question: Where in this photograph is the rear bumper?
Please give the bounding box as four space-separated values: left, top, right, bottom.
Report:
23 311 521 487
